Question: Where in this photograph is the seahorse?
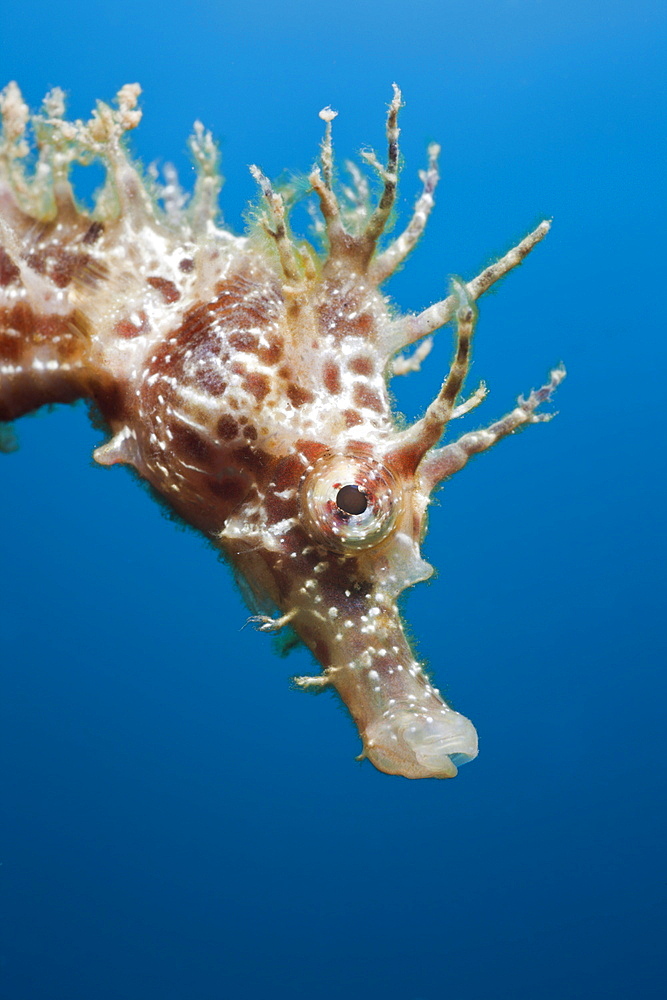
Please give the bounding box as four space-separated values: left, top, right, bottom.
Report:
0 82 564 779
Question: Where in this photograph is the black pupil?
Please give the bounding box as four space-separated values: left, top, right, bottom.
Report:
336 484 368 516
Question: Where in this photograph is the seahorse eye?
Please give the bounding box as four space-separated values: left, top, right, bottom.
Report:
336 484 368 516
302 454 402 552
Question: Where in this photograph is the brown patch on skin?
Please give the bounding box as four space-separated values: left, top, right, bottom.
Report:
263 490 297 524
170 422 215 466
350 313 374 337
343 408 363 428
313 639 332 668
229 329 259 353
0 303 84 364
27 247 93 289
296 439 328 463
115 312 150 338
6 302 33 336
271 453 306 491
0 369 82 422
257 335 284 365
178 303 212 346
0 332 22 362
385 441 424 481
178 258 195 272
287 384 314 408
0 247 20 286
0 301 94 422
147 276 180 303
243 425 258 441
317 286 375 343
92 380 126 424
82 221 104 245
233 445 268 476
352 383 383 413
322 359 342 395
214 270 283 331
217 414 240 440
208 476 250 505
42 315 79 349
195 367 227 396
243 372 270 402
348 355 374 376
345 440 374 457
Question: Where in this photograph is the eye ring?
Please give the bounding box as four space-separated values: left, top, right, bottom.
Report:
302 453 402 552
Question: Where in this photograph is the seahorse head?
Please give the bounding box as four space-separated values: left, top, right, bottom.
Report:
1 83 562 778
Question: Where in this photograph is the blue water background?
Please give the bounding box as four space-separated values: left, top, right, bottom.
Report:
1 2 665 997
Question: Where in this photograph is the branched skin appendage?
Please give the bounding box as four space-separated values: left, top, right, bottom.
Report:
0 82 565 779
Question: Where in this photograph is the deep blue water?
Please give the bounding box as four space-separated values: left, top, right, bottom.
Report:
1 2 665 998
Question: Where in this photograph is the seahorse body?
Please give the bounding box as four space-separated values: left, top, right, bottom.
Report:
0 82 564 779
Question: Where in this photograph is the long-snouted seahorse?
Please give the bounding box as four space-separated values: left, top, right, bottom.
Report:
0 82 564 779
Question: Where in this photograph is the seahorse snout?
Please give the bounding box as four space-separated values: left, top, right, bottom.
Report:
364 706 479 779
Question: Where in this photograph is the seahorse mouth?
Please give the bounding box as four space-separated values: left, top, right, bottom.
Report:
364 707 479 780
